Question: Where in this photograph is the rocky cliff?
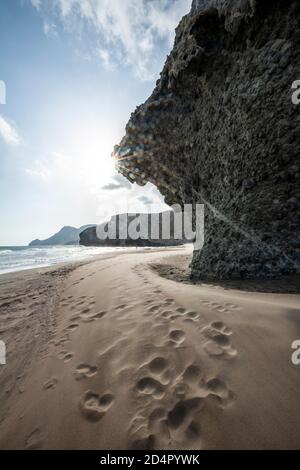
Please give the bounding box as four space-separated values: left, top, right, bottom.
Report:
114 0 300 280
29 225 95 246
80 212 188 247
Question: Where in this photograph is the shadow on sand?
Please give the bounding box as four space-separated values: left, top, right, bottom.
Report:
152 260 300 295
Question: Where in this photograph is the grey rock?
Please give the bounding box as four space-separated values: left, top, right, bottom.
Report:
79 212 188 247
29 225 95 246
113 0 300 280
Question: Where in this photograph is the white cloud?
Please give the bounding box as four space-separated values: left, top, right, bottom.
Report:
25 157 54 182
96 178 169 224
43 20 58 38
31 0 190 80
0 115 20 146
25 167 51 182
25 152 73 183
0 80 6 105
31 0 41 10
96 48 115 71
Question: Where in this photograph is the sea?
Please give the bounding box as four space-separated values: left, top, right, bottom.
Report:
0 245 132 275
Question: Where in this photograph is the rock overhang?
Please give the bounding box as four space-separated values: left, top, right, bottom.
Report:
113 0 300 280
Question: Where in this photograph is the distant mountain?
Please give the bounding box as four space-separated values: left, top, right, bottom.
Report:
29 225 95 247
80 212 189 247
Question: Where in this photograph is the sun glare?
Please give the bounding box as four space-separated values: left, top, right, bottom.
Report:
67 121 117 192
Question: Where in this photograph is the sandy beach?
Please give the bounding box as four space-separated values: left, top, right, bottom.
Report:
0 245 299 450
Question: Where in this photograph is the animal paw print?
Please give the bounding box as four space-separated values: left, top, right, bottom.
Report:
202 322 237 359
79 391 114 422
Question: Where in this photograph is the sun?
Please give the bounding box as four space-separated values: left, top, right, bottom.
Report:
66 119 117 191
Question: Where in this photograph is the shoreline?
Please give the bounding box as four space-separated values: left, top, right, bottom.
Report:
0 245 185 277
0 245 300 449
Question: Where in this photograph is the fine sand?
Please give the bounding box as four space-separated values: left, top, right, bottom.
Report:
0 245 299 450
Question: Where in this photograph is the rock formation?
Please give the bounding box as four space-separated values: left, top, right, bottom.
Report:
114 0 300 280
29 225 95 246
80 212 188 247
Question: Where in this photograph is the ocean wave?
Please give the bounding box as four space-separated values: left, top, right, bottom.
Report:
0 245 130 275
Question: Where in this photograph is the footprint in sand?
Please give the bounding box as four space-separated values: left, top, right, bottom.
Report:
148 407 166 434
176 307 186 314
58 351 74 362
167 397 203 439
25 428 43 449
81 307 91 314
70 314 80 322
182 364 202 384
43 377 58 390
116 304 127 311
67 323 79 332
135 376 165 399
212 302 231 314
53 334 70 347
74 364 98 380
80 315 94 323
128 434 156 450
169 329 185 345
165 380 230 444
147 399 202 447
164 299 174 307
185 421 201 441
210 321 232 335
224 302 241 310
202 322 236 359
161 310 173 319
79 391 114 422
93 311 107 319
173 382 189 399
130 351 235 448
148 357 169 374
183 311 201 323
80 310 107 322
203 342 225 357
147 304 161 313
205 377 234 406
160 306 201 323
187 311 198 319
201 300 231 314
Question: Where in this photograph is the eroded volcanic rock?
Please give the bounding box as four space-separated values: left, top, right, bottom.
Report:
79 212 188 247
114 0 300 280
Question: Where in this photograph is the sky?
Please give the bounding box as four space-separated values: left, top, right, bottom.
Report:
0 0 190 245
